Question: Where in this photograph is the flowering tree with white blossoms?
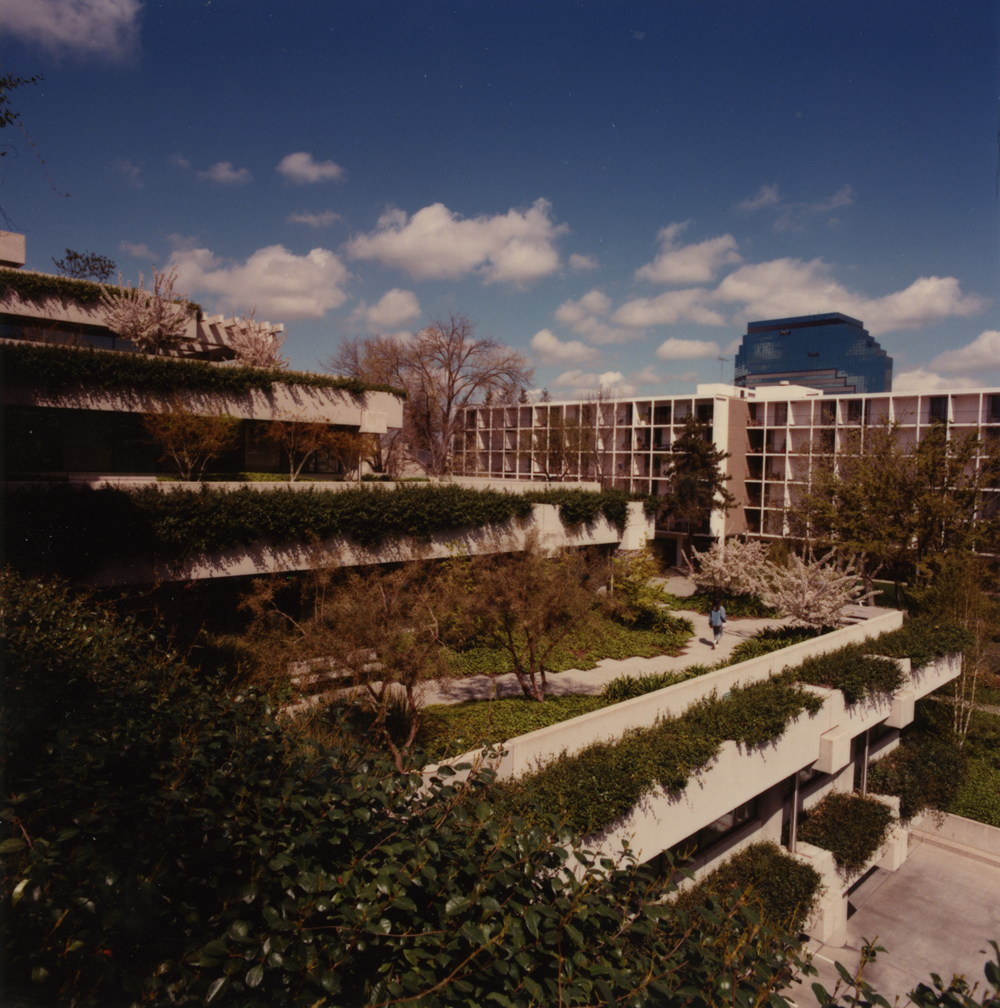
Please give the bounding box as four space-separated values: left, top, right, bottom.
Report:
100 268 191 354
690 538 769 596
758 550 864 628
226 308 289 369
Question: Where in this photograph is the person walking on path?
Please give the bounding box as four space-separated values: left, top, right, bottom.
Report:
709 600 726 650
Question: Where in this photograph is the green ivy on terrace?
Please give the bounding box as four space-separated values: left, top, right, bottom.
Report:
0 266 201 312
522 487 658 529
0 341 406 397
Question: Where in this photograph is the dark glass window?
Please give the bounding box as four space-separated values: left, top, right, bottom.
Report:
929 397 948 423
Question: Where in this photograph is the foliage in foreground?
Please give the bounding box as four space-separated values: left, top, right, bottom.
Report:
796 792 897 875
3 570 828 1007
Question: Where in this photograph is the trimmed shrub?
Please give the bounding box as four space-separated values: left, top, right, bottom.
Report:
674 841 822 933
797 792 896 874
522 487 658 529
868 617 975 669
679 592 775 618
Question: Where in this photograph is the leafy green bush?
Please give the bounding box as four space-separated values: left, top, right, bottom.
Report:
416 694 607 760
601 669 694 703
674 841 822 933
867 733 968 820
3 570 832 1008
950 758 1000 827
679 592 776 618
722 626 823 666
0 340 405 397
797 792 897 874
795 647 904 704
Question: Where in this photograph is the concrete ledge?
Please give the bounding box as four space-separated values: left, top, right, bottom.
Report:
911 810 1000 860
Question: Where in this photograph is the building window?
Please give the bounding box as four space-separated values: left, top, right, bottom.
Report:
929 396 948 423
653 404 672 425
820 401 836 425
847 399 862 422
772 402 788 426
989 395 1000 423
697 403 714 423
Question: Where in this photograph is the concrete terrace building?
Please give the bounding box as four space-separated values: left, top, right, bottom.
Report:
734 312 893 394
456 382 1000 563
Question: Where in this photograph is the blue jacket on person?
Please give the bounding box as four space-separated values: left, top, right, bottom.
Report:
709 606 726 627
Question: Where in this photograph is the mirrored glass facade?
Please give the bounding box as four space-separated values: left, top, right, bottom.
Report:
733 312 892 394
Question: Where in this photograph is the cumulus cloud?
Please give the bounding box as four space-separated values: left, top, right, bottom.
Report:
555 289 639 344
276 152 346 184
613 288 726 328
0 0 141 60
634 222 741 284
167 244 350 320
119 240 156 260
551 369 635 395
892 368 981 392
171 154 191 168
345 199 567 285
715 258 988 335
530 329 601 365
927 330 1000 376
363 289 421 329
287 210 341 228
197 161 252 184
655 337 723 361
569 253 599 271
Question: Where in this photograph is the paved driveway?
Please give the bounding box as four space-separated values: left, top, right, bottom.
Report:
799 837 1000 1006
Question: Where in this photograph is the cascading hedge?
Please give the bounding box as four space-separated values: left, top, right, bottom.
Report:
867 732 967 820
522 487 658 529
0 340 406 397
0 267 171 308
865 617 975 669
672 841 822 934
796 791 896 874
794 648 904 705
499 675 824 836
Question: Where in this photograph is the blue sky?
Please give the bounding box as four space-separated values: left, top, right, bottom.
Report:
1 0 997 396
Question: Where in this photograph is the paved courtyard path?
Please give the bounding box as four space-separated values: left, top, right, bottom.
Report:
417 609 791 706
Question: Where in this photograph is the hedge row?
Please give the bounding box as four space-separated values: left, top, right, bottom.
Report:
521 487 658 528
0 340 405 397
499 675 824 836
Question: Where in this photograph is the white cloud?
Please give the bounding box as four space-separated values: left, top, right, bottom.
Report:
168 244 350 320
927 330 1000 376
569 253 599 271
552 369 634 395
119 240 156 260
287 210 341 228
554 289 638 344
530 329 601 365
345 199 567 285
276 152 346 184
655 337 723 361
714 258 988 334
197 161 252 184
635 222 741 284
614 288 726 327
739 184 781 211
628 366 661 386
364 289 421 329
0 0 141 60
171 154 191 168
892 368 981 392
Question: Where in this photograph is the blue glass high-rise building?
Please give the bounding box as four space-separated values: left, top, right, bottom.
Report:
733 312 892 394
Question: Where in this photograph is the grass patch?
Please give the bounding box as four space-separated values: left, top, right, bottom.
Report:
443 614 692 678
417 694 607 760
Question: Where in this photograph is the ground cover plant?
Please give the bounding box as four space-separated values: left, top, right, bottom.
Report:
673 591 775 618
796 792 897 875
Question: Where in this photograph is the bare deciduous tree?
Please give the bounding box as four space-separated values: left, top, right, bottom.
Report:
100 268 190 354
328 314 532 475
142 397 241 480
52 248 116 282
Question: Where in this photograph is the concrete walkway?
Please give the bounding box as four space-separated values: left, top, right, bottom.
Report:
800 835 1000 1006
417 609 790 705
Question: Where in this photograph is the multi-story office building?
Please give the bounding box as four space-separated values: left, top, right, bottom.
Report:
734 312 893 394
456 382 1000 564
